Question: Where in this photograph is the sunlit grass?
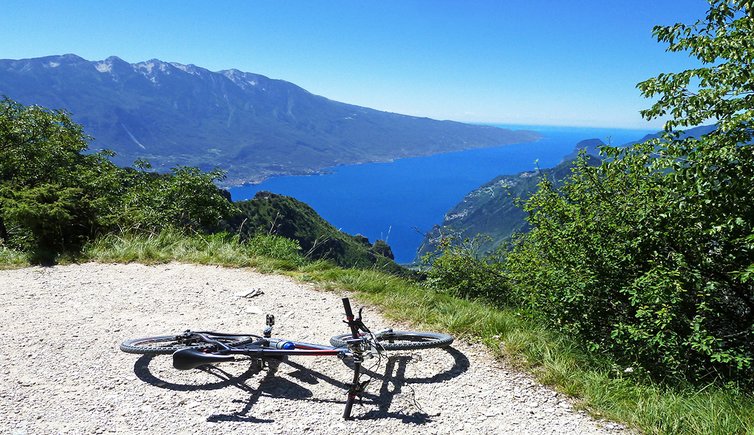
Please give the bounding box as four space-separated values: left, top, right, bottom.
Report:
0 246 28 269
297 265 754 434
81 230 302 271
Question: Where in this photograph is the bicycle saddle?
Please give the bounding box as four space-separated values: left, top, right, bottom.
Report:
173 348 235 370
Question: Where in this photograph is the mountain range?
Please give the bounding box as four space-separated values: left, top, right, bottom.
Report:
0 54 540 185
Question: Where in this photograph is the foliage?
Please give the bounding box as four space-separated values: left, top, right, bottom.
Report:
0 98 116 262
0 245 27 267
637 0 754 134
224 192 406 274
1 184 96 262
0 97 236 262
423 237 510 305
506 0 754 385
117 164 235 233
244 233 303 265
83 229 304 271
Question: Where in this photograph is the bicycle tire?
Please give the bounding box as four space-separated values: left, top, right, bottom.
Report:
329 330 453 351
120 333 257 355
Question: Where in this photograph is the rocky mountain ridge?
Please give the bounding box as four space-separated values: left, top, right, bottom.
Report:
0 54 540 185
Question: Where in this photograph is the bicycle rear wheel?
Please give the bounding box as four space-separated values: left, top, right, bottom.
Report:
120 333 257 355
330 330 453 351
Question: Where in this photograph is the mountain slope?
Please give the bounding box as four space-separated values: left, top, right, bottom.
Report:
0 54 540 184
416 139 604 259
416 124 718 261
225 192 405 274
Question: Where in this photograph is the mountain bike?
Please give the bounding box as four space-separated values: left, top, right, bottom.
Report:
120 297 454 419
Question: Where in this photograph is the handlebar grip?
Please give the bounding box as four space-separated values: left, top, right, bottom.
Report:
342 298 360 339
342 298 354 318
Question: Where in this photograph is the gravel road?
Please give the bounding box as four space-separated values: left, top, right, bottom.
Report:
1 263 627 434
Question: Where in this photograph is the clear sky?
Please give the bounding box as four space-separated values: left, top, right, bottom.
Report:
1 0 710 129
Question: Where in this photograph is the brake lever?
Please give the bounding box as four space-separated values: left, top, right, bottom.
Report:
342 306 365 327
342 303 372 338
357 307 373 334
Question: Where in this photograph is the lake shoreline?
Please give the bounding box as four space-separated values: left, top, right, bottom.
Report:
221 131 544 188
229 125 654 262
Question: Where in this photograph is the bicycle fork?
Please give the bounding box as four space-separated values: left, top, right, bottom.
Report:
341 297 372 419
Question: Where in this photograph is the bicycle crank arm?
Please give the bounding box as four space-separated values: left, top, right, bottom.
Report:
173 348 235 370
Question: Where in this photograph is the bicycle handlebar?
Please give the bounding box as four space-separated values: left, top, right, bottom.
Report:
342 297 354 318
342 298 360 340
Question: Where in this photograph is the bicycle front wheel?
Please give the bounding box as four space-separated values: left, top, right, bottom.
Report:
330 330 453 351
120 333 256 355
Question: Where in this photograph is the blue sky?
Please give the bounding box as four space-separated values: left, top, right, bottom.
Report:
2 1 710 128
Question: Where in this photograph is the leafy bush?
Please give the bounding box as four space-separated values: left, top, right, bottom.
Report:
506 144 754 382
425 238 510 305
1 184 96 261
0 98 236 262
506 1 754 385
0 99 115 262
117 163 235 233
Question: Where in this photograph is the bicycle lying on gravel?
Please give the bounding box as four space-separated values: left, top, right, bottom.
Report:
120 298 453 419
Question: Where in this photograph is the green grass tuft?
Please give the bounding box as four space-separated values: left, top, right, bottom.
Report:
81 230 302 270
0 246 28 268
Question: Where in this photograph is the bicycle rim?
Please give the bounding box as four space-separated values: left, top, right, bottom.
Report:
330 330 453 351
120 333 257 355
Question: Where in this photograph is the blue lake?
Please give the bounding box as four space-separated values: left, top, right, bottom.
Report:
229 125 654 263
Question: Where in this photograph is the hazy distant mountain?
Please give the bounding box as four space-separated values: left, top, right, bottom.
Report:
0 54 540 185
623 124 717 146
561 138 608 161
416 125 718 261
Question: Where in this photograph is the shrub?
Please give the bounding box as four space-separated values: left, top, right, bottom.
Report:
504 0 754 386
425 238 510 305
0 98 237 262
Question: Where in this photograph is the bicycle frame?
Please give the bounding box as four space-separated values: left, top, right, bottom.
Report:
169 298 369 419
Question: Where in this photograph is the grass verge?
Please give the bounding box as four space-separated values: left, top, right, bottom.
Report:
295 267 754 434
3 232 752 434
82 230 303 272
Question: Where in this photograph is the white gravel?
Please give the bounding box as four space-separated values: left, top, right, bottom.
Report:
1 263 628 434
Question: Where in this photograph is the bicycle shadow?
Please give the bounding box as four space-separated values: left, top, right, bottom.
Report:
130 346 469 425
350 346 471 422
132 355 341 423
133 354 259 391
